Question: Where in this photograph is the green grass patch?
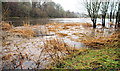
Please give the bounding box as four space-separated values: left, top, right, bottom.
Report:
48 40 120 69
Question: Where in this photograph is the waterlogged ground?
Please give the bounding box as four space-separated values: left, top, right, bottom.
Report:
47 23 116 46
1 22 117 69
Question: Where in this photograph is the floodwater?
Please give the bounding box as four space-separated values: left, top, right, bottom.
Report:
49 18 116 28
49 18 92 23
6 18 115 28
49 18 111 23
1 18 117 69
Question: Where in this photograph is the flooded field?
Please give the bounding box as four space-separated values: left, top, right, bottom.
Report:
1 20 117 69
1 0 120 69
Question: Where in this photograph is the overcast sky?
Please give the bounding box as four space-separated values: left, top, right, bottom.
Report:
52 0 87 14
52 0 119 14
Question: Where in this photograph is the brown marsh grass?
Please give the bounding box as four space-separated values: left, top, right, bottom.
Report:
80 31 120 49
81 23 93 28
8 22 35 37
62 26 70 30
9 27 35 37
56 33 68 37
23 27 35 37
43 38 80 63
62 23 92 28
62 23 81 27
47 23 93 32
72 33 86 36
47 27 57 32
47 24 61 32
2 22 12 31
44 38 83 68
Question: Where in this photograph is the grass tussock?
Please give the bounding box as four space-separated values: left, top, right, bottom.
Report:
62 23 81 27
43 38 80 66
56 33 68 37
48 27 57 32
23 28 35 37
62 26 70 30
81 31 120 49
72 33 86 36
44 39 69 54
2 22 12 31
43 39 79 63
47 24 61 32
9 27 35 37
81 23 93 28
81 37 107 49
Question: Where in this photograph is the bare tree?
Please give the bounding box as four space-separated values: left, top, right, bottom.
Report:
109 0 118 26
118 2 120 27
84 0 101 28
100 1 109 27
115 1 120 28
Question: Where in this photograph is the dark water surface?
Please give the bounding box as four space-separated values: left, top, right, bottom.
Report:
5 18 115 27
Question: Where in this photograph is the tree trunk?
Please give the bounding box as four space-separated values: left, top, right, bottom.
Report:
115 12 118 28
118 2 120 28
113 12 115 23
93 19 96 28
110 12 112 22
102 15 105 27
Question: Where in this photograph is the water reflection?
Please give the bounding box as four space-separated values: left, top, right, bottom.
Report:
6 18 49 27
5 18 115 28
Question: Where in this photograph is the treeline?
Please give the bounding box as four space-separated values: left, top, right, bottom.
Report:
2 1 77 20
85 0 120 28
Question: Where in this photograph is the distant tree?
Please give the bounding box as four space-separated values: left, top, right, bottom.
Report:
55 3 62 11
2 2 11 20
32 2 38 8
100 1 109 27
18 2 32 17
55 3 67 17
2 1 77 19
84 0 101 28
2 2 32 19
